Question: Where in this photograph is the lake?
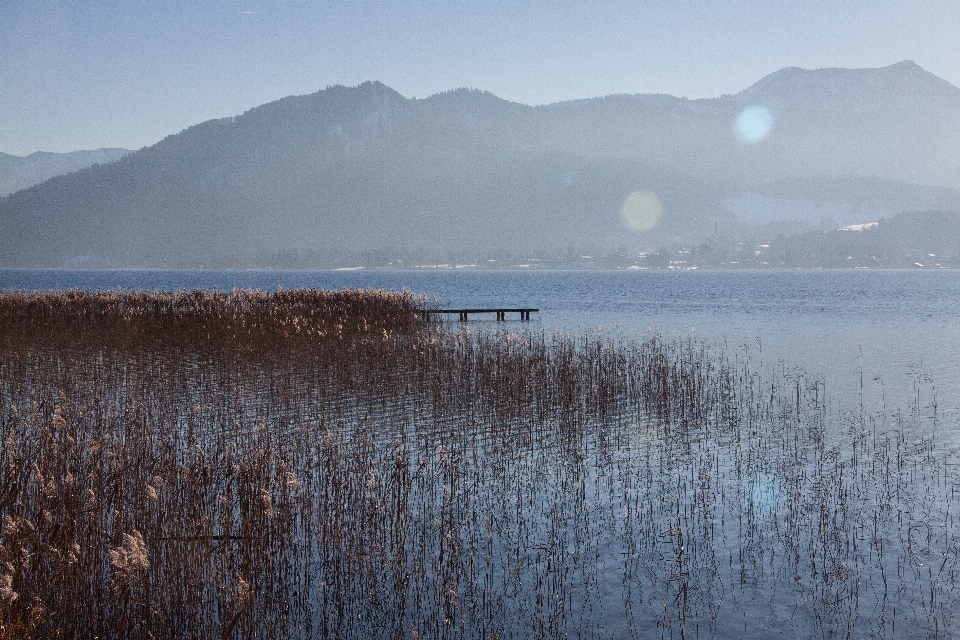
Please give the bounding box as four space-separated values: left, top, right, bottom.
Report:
4 268 960 637
3 268 958 429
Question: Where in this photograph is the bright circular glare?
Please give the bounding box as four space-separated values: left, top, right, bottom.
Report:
747 472 783 515
620 190 662 231
735 105 775 144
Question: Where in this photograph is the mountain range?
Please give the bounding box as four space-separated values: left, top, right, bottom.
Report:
0 148 132 198
2 60 959 268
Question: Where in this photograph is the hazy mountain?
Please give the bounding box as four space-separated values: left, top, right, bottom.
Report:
684 210 960 269
533 60 960 188
721 175 960 234
2 61 959 268
0 148 132 197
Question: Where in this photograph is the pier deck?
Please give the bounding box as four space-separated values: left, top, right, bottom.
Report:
420 308 539 322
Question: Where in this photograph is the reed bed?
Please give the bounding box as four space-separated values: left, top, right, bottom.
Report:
0 287 425 351
0 289 958 638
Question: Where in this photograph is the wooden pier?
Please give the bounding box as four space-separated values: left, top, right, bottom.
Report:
420 308 539 322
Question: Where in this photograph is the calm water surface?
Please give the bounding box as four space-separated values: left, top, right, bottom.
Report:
4 268 960 636
3 268 959 426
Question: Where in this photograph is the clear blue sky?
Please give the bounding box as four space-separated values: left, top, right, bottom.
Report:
2 0 959 155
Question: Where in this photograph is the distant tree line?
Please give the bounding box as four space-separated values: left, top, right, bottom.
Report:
664 210 960 269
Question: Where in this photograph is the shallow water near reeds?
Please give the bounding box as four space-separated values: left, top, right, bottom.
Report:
2 273 960 638
3 268 959 429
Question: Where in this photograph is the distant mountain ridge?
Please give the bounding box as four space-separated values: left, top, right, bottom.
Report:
2 61 959 268
736 60 960 105
0 148 132 197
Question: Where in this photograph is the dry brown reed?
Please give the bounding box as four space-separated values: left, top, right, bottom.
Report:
0 287 426 352
1 290 958 638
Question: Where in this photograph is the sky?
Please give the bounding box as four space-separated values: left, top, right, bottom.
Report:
2 0 960 156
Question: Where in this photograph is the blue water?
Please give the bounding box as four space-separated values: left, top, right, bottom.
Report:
3 268 959 426
4 268 960 636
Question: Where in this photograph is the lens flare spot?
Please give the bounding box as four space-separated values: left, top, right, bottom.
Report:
620 190 662 231
746 472 784 515
735 105 774 144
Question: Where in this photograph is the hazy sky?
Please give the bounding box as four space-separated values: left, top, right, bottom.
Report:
2 0 959 155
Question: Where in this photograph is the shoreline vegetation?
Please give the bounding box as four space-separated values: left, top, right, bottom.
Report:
16 210 960 271
1 289 958 638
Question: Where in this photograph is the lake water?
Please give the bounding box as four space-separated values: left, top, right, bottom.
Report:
5 267 960 637
3 268 958 429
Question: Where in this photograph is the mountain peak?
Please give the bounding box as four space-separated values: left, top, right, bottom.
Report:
734 60 960 105
889 59 922 71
